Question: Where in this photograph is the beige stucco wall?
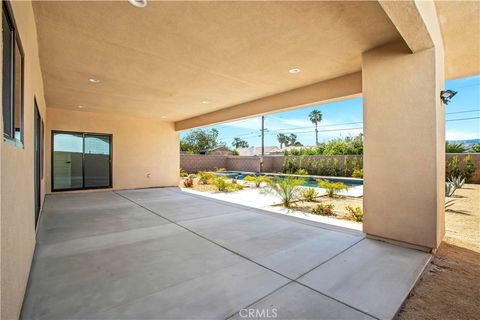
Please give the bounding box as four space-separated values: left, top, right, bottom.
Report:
46 108 179 192
362 36 445 249
0 1 47 320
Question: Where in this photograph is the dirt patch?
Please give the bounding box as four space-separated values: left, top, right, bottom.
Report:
397 184 480 320
396 242 480 320
444 184 480 252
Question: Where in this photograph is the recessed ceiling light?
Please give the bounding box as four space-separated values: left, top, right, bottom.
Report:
201 100 210 104
88 78 100 84
161 116 166 119
77 105 84 109
288 68 301 74
128 0 147 8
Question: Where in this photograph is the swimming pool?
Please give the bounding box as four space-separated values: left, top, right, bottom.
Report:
215 171 363 187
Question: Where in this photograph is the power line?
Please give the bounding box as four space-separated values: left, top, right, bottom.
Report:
446 116 480 122
445 109 479 115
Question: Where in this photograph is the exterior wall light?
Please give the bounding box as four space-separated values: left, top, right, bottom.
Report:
440 90 457 105
128 0 147 8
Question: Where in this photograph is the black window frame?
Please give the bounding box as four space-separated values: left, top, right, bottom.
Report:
51 130 113 192
2 0 24 147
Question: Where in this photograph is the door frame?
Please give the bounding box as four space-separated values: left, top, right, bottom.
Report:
51 130 113 192
33 99 43 227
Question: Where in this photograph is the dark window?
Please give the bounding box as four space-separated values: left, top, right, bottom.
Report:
2 1 24 145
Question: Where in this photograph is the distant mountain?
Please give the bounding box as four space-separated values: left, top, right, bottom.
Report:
447 139 479 148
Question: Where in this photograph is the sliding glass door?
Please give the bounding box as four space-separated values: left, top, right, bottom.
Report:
52 131 112 191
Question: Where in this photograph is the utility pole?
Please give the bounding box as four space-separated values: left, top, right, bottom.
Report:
261 116 265 156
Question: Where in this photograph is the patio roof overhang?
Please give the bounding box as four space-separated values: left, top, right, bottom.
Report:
32 1 479 130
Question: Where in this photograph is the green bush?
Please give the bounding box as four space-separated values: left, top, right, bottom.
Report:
243 175 272 188
227 179 244 191
317 179 348 197
311 203 335 216
198 171 216 184
282 157 299 174
471 143 480 153
266 177 304 207
345 205 363 222
463 155 475 181
302 188 319 202
446 142 468 153
297 168 308 175
352 168 363 178
213 176 229 191
216 168 226 172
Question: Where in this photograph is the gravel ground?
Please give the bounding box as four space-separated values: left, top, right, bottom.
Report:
397 184 480 320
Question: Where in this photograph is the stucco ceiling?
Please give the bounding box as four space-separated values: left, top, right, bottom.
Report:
436 1 480 80
33 1 401 120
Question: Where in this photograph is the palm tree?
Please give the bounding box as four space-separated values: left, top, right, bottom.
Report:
309 110 322 145
285 133 298 146
277 133 287 149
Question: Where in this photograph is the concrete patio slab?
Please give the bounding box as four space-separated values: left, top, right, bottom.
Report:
229 282 374 320
180 211 363 279
22 188 431 320
298 239 432 320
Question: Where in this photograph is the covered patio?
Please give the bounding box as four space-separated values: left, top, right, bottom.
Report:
22 188 429 320
1 1 479 320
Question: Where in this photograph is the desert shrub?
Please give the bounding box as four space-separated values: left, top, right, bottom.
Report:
446 142 467 153
198 171 216 184
352 168 363 178
463 155 475 181
317 179 348 197
297 168 308 175
446 156 460 178
445 182 457 197
266 177 304 207
311 203 335 216
448 175 465 189
345 205 363 222
213 176 229 191
183 174 194 188
243 175 272 187
302 188 319 202
471 143 480 153
227 180 244 191
180 168 188 177
283 157 299 174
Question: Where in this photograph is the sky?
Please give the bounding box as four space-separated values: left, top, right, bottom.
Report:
180 75 480 148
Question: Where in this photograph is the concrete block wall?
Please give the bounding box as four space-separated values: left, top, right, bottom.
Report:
446 153 480 183
180 154 228 172
227 156 261 172
180 153 480 183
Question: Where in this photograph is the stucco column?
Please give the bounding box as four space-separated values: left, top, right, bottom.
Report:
362 38 445 251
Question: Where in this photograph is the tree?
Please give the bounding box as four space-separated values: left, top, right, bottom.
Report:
309 109 323 145
232 137 249 148
285 133 301 147
277 133 287 149
180 128 224 153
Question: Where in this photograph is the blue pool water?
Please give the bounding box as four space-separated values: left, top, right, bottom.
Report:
215 171 363 187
